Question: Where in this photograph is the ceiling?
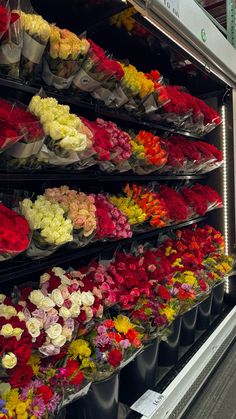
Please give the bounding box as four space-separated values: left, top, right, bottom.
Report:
197 0 228 29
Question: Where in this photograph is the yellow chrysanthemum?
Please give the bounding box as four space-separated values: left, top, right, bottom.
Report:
68 339 91 360
160 306 176 323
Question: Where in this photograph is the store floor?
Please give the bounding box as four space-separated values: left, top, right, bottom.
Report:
183 339 236 419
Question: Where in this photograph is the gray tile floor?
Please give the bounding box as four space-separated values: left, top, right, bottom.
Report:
183 340 236 419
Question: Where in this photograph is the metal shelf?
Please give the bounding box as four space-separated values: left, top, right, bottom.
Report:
0 171 206 182
0 75 205 140
0 216 206 284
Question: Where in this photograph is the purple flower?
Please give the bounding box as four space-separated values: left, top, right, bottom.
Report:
64 318 75 331
44 314 59 329
47 392 61 413
97 325 107 334
0 399 6 409
94 333 110 347
30 396 46 418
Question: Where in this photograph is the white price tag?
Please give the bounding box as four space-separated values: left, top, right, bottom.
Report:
163 0 180 18
131 389 166 418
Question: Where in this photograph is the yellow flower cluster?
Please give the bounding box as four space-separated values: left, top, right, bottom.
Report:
21 196 73 245
1 387 33 419
131 140 145 160
49 26 90 60
68 339 95 370
160 305 176 323
120 63 141 97
109 196 147 225
114 314 134 334
21 12 51 44
29 96 88 152
111 8 136 32
137 71 154 98
177 271 198 286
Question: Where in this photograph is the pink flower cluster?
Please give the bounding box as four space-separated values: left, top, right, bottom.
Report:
96 118 132 163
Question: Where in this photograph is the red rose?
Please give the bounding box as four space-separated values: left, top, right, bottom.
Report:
20 287 33 301
9 365 33 388
65 359 79 378
158 285 171 301
199 279 207 292
36 385 53 403
32 331 46 349
14 343 32 365
108 349 122 367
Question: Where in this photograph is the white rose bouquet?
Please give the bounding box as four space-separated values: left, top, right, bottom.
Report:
20 11 50 79
42 26 90 90
20 195 73 258
28 95 94 167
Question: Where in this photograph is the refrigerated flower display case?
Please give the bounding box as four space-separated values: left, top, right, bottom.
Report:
0 0 235 418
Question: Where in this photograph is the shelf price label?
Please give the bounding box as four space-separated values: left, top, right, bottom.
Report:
163 0 180 18
131 389 166 417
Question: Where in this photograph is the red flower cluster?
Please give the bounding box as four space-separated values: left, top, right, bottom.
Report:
0 99 44 150
88 40 124 80
166 136 223 171
182 185 222 216
0 203 30 255
82 118 112 161
159 185 190 221
0 5 9 33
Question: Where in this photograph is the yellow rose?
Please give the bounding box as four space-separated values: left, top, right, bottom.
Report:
28 290 44 307
0 324 14 338
12 328 24 340
4 306 17 319
51 335 66 347
17 311 25 321
59 306 71 320
0 294 6 303
38 297 55 312
2 352 17 369
51 289 64 307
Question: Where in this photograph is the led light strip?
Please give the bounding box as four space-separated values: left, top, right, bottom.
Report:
221 105 230 293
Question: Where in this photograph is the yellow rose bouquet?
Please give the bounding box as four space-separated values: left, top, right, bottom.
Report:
20 11 50 79
20 195 73 258
28 94 94 168
42 26 90 90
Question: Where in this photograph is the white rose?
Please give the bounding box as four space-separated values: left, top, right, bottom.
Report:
38 297 55 312
70 291 82 306
26 318 41 338
52 267 71 285
70 304 81 317
51 289 64 307
40 272 51 284
2 353 17 369
59 306 71 320
0 324 14 338
81 291 95 307
84 306 93 323
52 335 67 347
46 324 62 340
29 290 44 307
62 326 73 339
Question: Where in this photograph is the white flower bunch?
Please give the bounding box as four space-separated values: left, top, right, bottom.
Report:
20 196 73 245
28 95 89 152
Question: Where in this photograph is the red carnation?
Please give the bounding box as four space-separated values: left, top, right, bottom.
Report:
36 385 53 403
158 285 171 300
14 344 32 365
108 348 122 367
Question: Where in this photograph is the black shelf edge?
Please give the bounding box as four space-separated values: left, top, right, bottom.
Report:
0 171 206 181
0 76 205 140
0 216 206 284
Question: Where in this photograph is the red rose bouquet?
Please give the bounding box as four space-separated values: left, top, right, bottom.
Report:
191 184 223 211
0 6 22 78
73 40 123 94
0 203 30 260
0 2 10 39
2 100 45 169
159 185 192 222
181 186 209 216
82 117 112 162
95 194 132 240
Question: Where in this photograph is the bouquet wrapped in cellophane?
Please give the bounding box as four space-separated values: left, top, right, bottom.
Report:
0 0 22 78
28 94 94 168
20 10 50 79
42 26 90 90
